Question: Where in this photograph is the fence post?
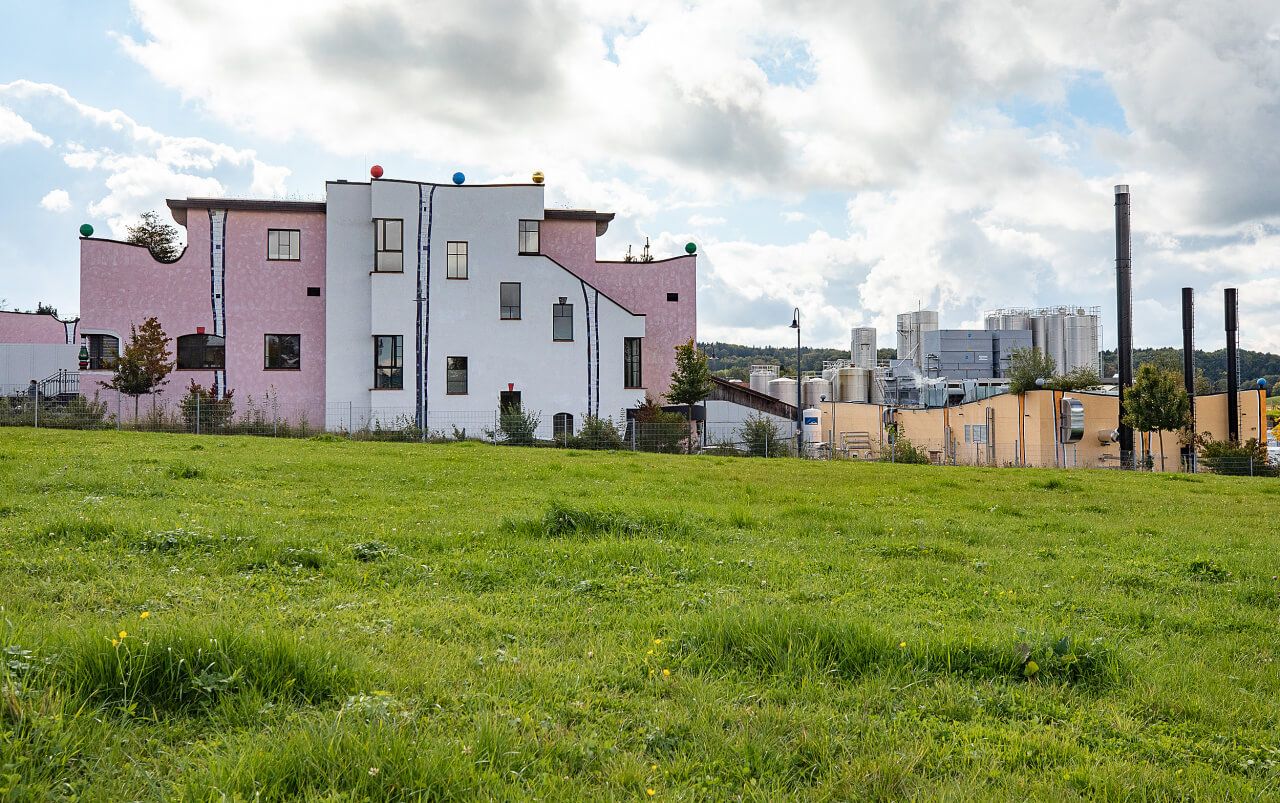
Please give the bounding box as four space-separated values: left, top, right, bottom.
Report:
195 393 200 435
33 389 38 429
116 388 121 431
764 429 768 458
273 397 278 437
493 411 499 445
1250 456 1254 477
348 401 353 434
631 423 636 451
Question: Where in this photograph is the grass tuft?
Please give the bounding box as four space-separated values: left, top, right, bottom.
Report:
508 501 690 538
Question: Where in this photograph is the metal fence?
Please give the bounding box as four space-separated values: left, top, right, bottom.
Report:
2 383 1275 474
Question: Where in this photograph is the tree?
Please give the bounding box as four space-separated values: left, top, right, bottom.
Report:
1006 347 1057 394
125 211 182 262
1049 365 1103 392
1122 363 1190 472
667 339 714 453
35 302 58 316
107 317 173 419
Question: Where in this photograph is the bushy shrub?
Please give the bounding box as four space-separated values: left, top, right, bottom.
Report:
181 380 235 432
630 394 687 453
498 405 540 446
880 435 931 465
739 412 789 457
1199 438 1277 477
570 415 625 450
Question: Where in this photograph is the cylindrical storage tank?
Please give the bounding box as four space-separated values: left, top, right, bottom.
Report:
854 368 871 402
1063 314 1098 373
750 369 776 396
870 372 885 404
769 377 797 403
803 377 832 407
802 407 823 448
1002 312 1031 330
1031 316 1048 353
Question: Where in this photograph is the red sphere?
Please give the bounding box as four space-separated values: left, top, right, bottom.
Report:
370 164 384 179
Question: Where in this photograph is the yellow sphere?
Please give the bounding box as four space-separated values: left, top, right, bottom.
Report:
532 171 545 184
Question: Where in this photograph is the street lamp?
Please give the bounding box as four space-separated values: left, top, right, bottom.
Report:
790 308 801 456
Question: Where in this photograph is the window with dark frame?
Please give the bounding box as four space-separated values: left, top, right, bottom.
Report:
374 335 403 388
306 286 321 296
84 334 119 370
264 334 301 370
553 412 574 437
176 334 226 370
624 337 642 388
666 292 679 302
500 282 521 319
447 241 468 279
446 356 468 395
268 229 300 260
374 219 403 271
518 220 540 254
552 301 573 341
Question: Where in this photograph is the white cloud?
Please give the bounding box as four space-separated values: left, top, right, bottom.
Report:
0 104 51 148
39 189 71 213
688 214 726 227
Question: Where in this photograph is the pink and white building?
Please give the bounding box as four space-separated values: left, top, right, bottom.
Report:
76 175 697 432
0 311 80 389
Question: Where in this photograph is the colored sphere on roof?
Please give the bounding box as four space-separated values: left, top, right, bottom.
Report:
370 165 384 179
532 171 545 184
452 172 465 185
685 242 697 254
79 224 94 238
1259 378 1268 388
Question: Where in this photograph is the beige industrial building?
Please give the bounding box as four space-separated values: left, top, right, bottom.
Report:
812 388 1268 469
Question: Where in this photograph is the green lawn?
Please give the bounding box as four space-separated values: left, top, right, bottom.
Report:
2 428 1279 801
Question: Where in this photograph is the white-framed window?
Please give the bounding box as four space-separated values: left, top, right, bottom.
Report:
267 229 300 260
518 220 539 254
447 241 468 279
374 219 403 271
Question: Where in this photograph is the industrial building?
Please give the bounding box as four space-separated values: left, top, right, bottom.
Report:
984 306 1102 374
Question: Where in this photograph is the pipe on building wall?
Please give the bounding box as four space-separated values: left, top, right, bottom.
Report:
1115 185 1134 459
1226 287 1239 442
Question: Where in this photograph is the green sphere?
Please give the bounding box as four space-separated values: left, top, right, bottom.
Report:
684 242 697 254
79 224 94 238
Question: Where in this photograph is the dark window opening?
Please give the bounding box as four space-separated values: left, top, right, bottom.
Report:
306 286 321 297
553 412 573 437
624 337 642 388
264 334 301 370
500 390 521 413
666 292 679 302
84 334 120 370
374 335 403 388
500 282 521 319
176 334 226 370
552 302 573 341
447 356 468 395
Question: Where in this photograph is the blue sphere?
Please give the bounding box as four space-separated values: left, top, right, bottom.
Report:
452 172 465 185
1258 378 1268 388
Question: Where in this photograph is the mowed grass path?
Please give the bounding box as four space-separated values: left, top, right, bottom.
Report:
1 428 1279 801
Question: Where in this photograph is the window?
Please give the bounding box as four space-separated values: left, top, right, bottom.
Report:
666 292 679 302
84 334 119 370
446 241 468 279
624 337 642 388
374 335 403 388
552 301 573 341
307 286 321 297
176 334 225 369
446 356 468 395
268 229 300 260
264 334 301 370
518 219 540 254
553 412 574 437
500 282 521 320
374 219 403 271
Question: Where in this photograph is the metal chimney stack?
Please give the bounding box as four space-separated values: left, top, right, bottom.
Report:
1225 288 1239 442
1115 185 1134 458
1182 288 1196 466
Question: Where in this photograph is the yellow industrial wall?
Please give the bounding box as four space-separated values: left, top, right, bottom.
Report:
815 389 1266 470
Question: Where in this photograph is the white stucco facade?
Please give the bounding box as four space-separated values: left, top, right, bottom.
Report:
325 179 646 432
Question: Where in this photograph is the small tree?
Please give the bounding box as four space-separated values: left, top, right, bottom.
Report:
1049 366 1103 392
631 393 686 453
35 302 58 316
1006 347 1057 394
740 412 788 457
107 317 173 419
498 404 541 446
126 211 182 262
667 340 714 453
1122 363 1190 472
181 380 235 432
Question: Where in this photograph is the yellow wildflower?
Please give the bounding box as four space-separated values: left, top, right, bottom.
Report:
647 790 655 797
662 669 670 676
654 639 661 644
140 611 150 619
119 631 127 639
899 641 906 647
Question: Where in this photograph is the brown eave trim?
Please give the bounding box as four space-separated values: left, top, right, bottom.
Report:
167 198 327 226
544 210 616 223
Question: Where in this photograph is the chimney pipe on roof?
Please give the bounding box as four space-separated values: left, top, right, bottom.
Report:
1115 185 1134 460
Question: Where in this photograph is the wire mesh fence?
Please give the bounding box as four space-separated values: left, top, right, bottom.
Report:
2 383 1277 474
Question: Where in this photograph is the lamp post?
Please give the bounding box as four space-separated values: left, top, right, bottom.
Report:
790 308 801 456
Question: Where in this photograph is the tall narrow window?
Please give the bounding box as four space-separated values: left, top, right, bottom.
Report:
264 334 301 370
374 219 403 271
84 334 119 370
500 282 521 320
518 220 540 254
447 241 468 279
446 356 468 395
176 334 226 369
374 335 403 388
553 412 574 437
267 229 300 260
624 337 642 388
552 301 573 341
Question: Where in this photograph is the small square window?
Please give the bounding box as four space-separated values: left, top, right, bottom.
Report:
264 334 301 370
268 229 301 260
446 356 468 395
500 282 521 320
666 292 679 302
518 220 540 254
306 286 321 297
447 241 468 279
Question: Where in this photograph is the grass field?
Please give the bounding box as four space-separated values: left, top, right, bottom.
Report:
2 428 1279 801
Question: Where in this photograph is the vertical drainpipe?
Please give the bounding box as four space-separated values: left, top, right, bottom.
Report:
1115 185 1134 460
1182 288 1196 466
1226 288 1239 442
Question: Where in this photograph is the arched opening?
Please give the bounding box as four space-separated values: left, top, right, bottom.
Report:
553 412 574 438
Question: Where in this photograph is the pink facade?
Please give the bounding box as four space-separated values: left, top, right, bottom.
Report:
540 216 696 402
0 311 77 344
79 201 326 422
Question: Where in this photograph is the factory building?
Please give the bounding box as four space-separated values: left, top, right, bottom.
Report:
984 306 1101 374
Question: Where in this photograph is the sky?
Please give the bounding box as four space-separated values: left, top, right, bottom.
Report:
2 0 1279 354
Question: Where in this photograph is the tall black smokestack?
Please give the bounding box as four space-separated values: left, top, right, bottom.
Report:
1226 288 1239 442
1182 288 1196 465
1115 185 1134 458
